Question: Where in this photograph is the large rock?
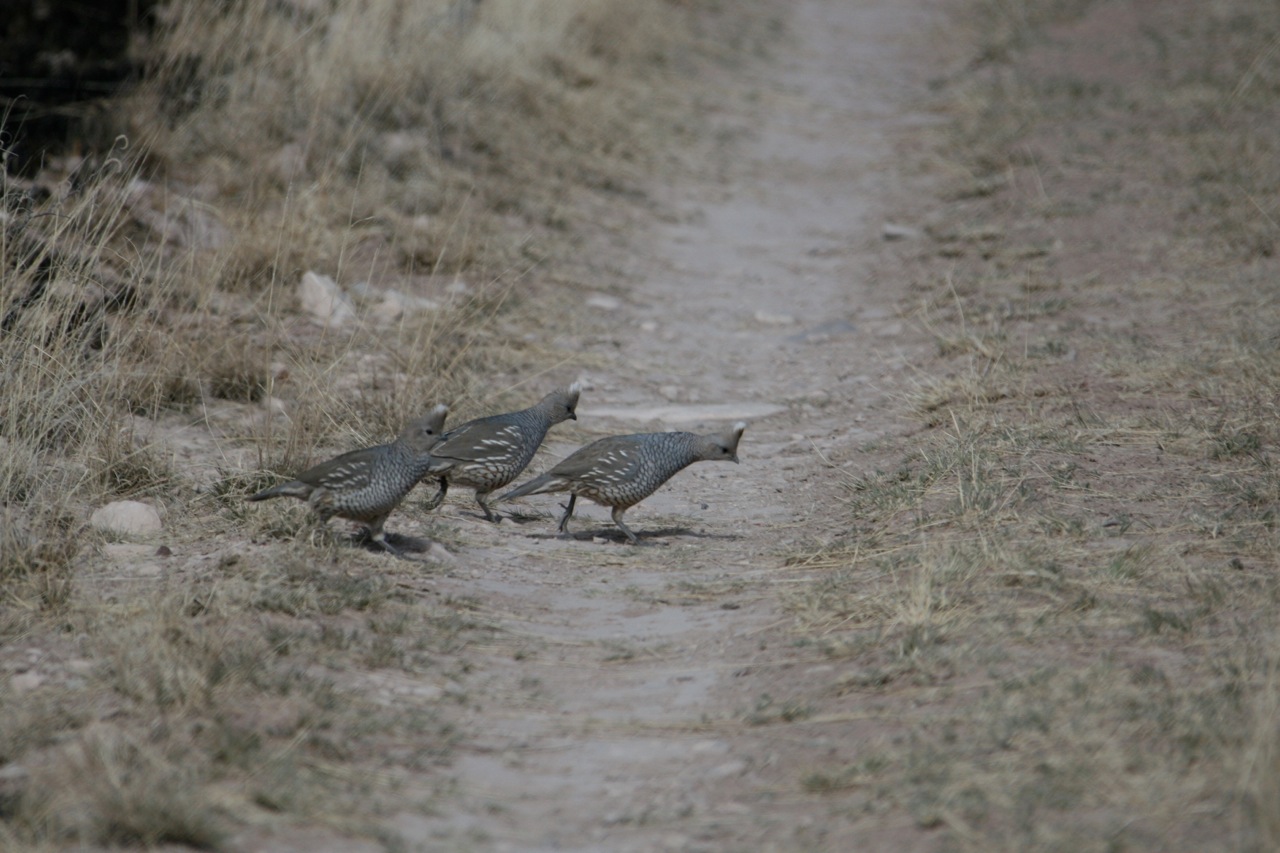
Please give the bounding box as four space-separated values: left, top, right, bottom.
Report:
89 501 162 537
298 271 355 328
372 289 441 324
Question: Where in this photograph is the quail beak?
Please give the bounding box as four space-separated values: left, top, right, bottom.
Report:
569 412 578 421
730 453 740 464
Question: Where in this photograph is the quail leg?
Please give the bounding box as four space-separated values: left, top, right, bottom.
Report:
475 490 499 523
362 516 420 559
369 531 406 557
611 506 638 544
421 478 448 511
308 505 338 546
556 494 577 536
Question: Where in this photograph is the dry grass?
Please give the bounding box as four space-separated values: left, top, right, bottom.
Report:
0 563 477 848
790 0 1280 848
0 0 760 846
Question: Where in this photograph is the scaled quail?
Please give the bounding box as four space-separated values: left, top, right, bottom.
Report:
421 383 581 521
499 421 746 543
248 405 449 554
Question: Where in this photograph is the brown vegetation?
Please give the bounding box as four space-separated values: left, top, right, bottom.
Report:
792 0 1280 847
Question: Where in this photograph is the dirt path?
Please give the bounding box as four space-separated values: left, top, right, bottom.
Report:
398 1 938 849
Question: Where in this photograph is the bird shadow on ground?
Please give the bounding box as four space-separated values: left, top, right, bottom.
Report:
449 510 504 524
354 531 435 557
513 525 739 545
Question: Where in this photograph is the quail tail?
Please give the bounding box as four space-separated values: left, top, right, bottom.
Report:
499 473 559 502
247 481 308 502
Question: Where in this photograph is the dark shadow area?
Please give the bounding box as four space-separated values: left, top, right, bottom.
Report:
1 0 159 174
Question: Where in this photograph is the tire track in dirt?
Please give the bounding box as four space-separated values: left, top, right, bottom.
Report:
398 1 938 849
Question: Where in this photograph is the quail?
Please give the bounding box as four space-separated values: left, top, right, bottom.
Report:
248 404 449 554
499 421 746 543
421 383 581 522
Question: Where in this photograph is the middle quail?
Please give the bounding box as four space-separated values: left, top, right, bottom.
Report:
247 404 449 554
421 383 581 521
499 421 746 543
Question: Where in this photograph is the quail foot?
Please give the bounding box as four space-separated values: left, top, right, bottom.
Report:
422 383 581 521
500 421 746 543
248 405 449 554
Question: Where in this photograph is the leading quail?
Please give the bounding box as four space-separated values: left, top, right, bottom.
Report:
421 383 581 522
499 421 746 543
248 405 449 554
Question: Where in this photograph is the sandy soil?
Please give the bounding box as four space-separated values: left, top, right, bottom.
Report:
335 1 945 849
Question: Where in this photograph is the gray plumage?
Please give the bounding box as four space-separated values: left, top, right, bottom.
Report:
499 421 746 543
421 383 581 521
248 405 449 553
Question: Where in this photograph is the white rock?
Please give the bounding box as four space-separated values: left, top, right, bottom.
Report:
583 402 784 424
298 271 355 328
587 294 622 311
373 290 410 324
445 279 470 296
691 739 731 755
374 289 441 324
0 763 29 783
882 222 920 240
10 672 42 693
754 310 796 326
90 501 162 537
65 658 94 676
261 396 290 417
273 143 309 183
708 760 748 779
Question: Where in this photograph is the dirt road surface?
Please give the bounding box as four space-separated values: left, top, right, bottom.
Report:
384 1 941 849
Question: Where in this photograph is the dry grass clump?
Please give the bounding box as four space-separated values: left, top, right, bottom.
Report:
0 559 473 848
129 0 703 283
0 510 79 629
789 0 1280 847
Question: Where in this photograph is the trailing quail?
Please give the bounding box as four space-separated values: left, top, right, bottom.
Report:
248 405 449 554
499 421 746 543
421 383 581 521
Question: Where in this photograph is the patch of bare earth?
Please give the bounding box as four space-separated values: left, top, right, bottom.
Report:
388 1 947 850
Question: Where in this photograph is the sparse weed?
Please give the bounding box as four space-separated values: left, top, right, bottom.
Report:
746 693 814 726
